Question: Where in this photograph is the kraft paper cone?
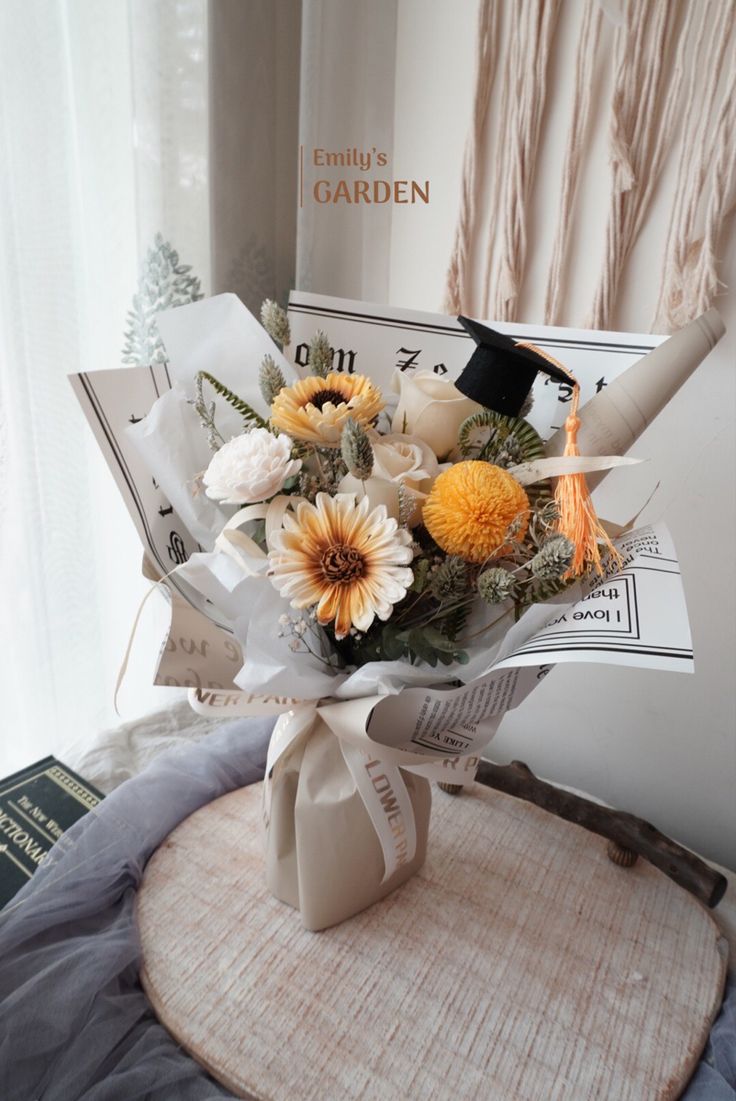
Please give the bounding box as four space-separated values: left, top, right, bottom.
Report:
545 309 725 490
265 720 431 932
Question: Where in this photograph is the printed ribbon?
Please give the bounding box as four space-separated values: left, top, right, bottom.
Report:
268 699 484 883
191 689 482 883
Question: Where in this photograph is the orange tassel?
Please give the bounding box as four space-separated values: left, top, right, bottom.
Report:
554 387 622 578
516 342 622 579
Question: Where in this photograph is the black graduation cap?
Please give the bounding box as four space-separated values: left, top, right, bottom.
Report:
455 316 571 417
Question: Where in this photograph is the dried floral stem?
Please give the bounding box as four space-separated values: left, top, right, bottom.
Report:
189 373 226 452
197 372 268 430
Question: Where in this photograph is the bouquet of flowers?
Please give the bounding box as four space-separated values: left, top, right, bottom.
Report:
74 293 721 930
202 305 591 677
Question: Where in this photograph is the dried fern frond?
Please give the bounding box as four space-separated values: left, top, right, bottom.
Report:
196 371 268 430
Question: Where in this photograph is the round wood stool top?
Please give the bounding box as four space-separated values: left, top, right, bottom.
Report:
137 781 727 1101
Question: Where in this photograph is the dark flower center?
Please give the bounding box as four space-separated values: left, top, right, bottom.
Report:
320 544 365 583
309 388 347 411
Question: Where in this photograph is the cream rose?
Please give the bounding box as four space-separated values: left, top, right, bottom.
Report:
391 371 482 459
203 428 301 504
339 433 439 526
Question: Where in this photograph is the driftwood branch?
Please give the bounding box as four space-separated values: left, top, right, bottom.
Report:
473 759 727 909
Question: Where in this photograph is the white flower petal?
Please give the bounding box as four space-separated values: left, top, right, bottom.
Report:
267 494 414 638
203 429 300 505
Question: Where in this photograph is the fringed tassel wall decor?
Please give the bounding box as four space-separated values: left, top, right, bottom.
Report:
444 0 499 316
585 0 692 330
484 0 562 321
654 1 736 331
443 0 735 331
543 1 602 326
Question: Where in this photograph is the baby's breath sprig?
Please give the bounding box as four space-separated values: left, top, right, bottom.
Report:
398 482 419 528
277 610 345 669
298 470 323 502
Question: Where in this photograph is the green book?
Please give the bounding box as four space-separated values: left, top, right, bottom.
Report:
0 756 104 910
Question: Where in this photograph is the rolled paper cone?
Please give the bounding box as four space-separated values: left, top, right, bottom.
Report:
545 309 726 490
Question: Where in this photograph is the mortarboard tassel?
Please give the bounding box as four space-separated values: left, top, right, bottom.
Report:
516 341 622 579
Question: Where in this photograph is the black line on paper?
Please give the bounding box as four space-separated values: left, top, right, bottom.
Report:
79 373 186 598
287 302 658 355
508 644 693 659
149 364 160 399
410 735 472 755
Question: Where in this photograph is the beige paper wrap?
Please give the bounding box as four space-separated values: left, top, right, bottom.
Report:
265 719 431 932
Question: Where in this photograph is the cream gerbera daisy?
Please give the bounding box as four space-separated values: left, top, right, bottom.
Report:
269 493 414 639
270 372 384 448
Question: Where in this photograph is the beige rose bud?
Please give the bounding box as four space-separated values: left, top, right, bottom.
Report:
391 371 482 459
338 433 439 526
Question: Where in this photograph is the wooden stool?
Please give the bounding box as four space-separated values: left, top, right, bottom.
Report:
137 782 727 1100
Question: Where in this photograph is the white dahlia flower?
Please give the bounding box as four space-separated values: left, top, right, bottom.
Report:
203 428 301 505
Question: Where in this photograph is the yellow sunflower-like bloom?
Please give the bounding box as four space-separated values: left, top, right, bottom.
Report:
270 372 384 448
423 461 529 564
269 493 414 639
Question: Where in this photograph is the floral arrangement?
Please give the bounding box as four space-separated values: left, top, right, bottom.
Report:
190 299 608 680
70 290 716 928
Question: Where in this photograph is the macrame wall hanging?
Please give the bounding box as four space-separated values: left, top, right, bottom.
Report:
444 0 736 333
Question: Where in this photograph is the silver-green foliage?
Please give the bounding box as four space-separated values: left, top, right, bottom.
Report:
340 418 373 480
309 330 332 377
477 567 516 604
530 534 574 581
259 354 286 405
429 556 467 601
122 233 203 365
260 299 291 348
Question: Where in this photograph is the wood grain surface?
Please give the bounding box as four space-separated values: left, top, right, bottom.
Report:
137 782 728 1101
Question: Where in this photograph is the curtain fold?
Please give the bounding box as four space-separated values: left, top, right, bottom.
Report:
209 0 301 312
296 0 398 303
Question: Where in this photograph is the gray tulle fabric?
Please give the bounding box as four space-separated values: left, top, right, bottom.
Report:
0 715 733 1101
0 717 274 1101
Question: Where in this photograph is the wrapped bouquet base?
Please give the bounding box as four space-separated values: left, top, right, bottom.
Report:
265 716 431 931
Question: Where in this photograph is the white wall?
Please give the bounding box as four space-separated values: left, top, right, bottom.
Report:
387 0 736 867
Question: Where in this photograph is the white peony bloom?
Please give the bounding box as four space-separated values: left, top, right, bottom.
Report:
391 371 482 459
339 432 439 526
203 428 301 505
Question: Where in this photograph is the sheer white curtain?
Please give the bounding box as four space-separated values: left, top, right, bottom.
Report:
0 0 209 775
297 0 398 302
0 0 299 775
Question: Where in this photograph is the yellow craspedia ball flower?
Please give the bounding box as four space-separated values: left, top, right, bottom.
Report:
423 461 529 564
